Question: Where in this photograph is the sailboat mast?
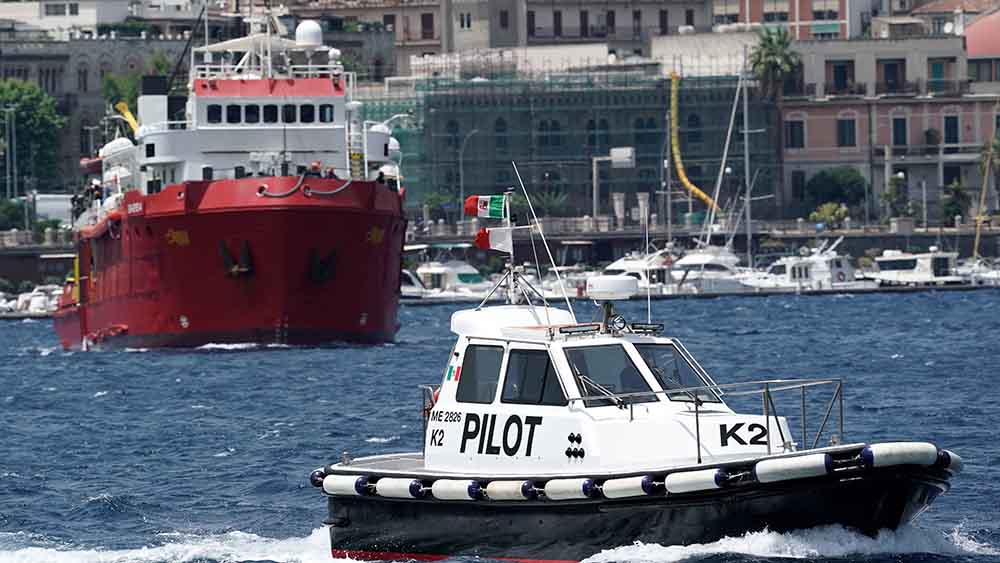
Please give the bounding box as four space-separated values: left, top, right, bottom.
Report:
742 46 753 269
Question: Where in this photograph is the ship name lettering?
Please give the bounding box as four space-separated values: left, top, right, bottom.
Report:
719 422 769 447
460 413 542 457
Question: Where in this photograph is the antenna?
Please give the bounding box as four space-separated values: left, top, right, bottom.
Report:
512 162 577 323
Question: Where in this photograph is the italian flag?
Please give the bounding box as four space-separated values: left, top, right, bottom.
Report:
474 227 513 253
464 195 506 219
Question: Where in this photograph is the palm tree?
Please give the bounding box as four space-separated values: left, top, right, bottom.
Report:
941 180 971 223
749 27 801 100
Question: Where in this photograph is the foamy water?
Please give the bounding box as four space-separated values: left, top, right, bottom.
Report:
1 525 995 563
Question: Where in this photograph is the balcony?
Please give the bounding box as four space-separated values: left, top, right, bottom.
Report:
825 82 867 97
926 79 970 96
875 80 920 96
784 82 817 98
873 143 982 160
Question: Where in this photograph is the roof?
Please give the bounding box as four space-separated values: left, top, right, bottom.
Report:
911 0 996 13
450 305 575 340
966 9 1000 58
647 31 758 77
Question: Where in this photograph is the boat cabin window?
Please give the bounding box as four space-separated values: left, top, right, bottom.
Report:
879 259 916 271
604 269 625 276
207 104 222 124
769 264 786 275
263 104 279 124
501 349 567 406
300 104 316 124
226 104 241 124
245 104 260 124
457 273 483 283
564 345 656 407
320 104 335 123
648 268 668 283
634 344 720 403
455 345 504 404
282 104 297 123
932 257 950 277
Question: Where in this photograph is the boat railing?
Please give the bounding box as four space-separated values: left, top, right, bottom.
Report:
569 378 845 463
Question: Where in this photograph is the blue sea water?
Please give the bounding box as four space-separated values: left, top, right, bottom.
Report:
1 291 999 563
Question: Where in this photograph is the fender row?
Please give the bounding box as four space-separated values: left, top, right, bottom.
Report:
309 442 962 502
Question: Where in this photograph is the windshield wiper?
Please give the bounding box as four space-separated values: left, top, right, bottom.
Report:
574 369 626 409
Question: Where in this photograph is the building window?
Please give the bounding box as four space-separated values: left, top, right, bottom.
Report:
714 0 739 24
527 10 535 36
499 10 509 29
607 10 616 34
785 119 805 148
791 170 807 200
44 3 67 16
633 10 642 37
383 14 395 31
659 10 669 34
944 115 959 144
932 17 946 34
685 9 695 26
69 2 78 15
763 0 790 21
687 114 703 144
446 120 459 148
892 116 907 146
77 65 88 92
581 10 589 37
495 118 508 151
837 118 856 147
554 10 562 36
420 13 434 39
598 118 609 149
812 0 838 20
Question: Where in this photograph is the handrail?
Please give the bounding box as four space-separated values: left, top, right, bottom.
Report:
567 377 845 462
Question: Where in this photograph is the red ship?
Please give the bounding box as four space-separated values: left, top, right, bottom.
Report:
55 17 405 349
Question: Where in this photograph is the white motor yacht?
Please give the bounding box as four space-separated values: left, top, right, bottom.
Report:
740 238 876 292
863 247 965 286
602 248 680 296
956 259 1000 286
670 245 748 294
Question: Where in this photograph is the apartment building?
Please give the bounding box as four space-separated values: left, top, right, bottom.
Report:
711 0 863 39
0 0 131 35
782 36 997 222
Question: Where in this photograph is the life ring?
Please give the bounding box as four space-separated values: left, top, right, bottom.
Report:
836 272 846 282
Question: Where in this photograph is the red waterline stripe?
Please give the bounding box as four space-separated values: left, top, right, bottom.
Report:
331 548 578 563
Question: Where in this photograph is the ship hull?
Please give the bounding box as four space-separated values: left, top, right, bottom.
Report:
325 466 951 562
54 176 405 349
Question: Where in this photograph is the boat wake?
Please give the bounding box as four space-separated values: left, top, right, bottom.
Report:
0 525 995 563
584 525 999 563
0 527 333 563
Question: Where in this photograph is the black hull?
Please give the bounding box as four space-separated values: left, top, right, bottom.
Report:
326 466 951 562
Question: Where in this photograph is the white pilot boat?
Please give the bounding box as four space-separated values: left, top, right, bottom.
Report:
309 192 962 562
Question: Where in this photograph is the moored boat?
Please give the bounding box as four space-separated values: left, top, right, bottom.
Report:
54 15 406 349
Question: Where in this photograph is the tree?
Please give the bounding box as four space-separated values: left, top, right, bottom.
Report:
804 167 867 207
882 176 920 219
749 27 801 100
940 180 971 222
979 136 1000 213
102 51 174 115
0 79 67 192
808 202 849 228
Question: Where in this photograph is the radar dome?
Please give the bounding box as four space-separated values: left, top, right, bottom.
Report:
295 20 323 49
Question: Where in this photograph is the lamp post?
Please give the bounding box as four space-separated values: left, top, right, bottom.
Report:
458 128 479 226
83 124 102 157
592 146 635 219
894 170 906 218
2 106 17 200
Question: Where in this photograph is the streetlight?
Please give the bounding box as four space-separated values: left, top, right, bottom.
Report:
458 128 479 227
592 146 635 219
2 106 16 200
83 124 102 157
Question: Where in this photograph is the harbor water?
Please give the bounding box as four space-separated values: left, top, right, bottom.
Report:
1 291 999 563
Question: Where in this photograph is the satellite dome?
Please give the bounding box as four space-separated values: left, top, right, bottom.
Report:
295 20 323 49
